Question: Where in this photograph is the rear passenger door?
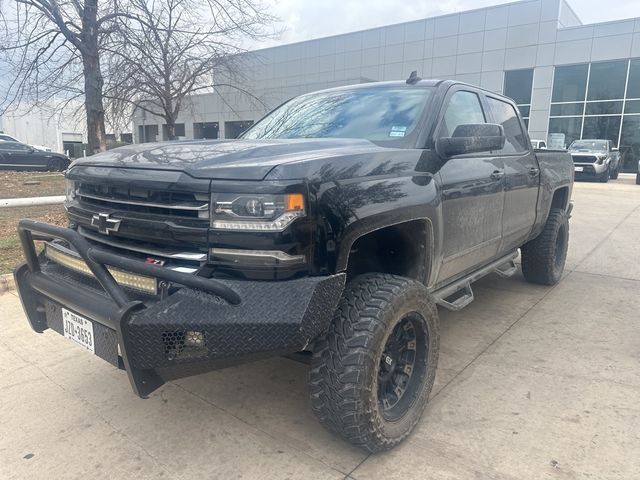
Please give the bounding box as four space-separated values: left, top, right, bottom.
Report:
485 95 539 251
435 88 506 284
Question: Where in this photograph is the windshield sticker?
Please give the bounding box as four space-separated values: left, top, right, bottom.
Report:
390 126 407 137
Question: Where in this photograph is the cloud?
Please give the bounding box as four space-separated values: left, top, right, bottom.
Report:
261 0 640 47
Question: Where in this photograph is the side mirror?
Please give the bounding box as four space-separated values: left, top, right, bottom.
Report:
436 124 506 158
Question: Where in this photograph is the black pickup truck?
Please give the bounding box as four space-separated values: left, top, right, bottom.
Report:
14 78 573 452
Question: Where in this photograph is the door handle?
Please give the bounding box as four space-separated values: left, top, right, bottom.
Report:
529 167 540 176
490 170 505 180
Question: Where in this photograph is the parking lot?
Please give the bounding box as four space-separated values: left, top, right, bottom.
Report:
0 177 639 480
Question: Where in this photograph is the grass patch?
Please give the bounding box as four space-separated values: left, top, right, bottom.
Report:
0 171 65 199
0 204 66 274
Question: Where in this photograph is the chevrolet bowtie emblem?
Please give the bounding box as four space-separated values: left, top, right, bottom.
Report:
91 213 121 235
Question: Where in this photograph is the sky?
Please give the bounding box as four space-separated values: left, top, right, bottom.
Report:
262 0 640 47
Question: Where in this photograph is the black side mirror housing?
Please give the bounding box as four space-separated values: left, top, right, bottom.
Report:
436 123 506 158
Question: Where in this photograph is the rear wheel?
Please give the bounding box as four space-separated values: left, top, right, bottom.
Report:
521 208 569 285
309 273 439 452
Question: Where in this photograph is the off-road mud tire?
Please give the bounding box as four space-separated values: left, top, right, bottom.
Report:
309 273 440 452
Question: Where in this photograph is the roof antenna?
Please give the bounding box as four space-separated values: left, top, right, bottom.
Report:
406 70 421 84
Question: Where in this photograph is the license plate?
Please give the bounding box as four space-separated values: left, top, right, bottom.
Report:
62 309 95 353
574 166 584 172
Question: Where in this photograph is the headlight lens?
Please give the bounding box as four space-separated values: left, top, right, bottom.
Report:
65 178 77 202
211 193 305 231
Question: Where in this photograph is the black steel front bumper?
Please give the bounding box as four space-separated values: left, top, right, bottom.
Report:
14 219 345 397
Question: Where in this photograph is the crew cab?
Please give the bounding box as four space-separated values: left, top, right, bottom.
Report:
14 78 573 452
569 139 621 182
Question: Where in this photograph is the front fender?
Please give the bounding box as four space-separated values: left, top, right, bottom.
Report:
313 173 441 279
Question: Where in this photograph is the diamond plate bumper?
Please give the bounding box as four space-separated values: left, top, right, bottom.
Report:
14 220 345 397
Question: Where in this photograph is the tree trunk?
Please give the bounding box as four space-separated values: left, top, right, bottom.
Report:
83 53 107 154
82 0 107 155
165 119 176 141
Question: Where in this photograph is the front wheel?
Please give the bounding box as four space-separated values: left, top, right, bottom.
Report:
309 273 439 452
599 166 610 183
47 158 66 172
521 208 569 285
610 164 619 180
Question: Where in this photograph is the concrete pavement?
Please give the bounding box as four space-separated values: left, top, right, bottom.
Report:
1 178 639 479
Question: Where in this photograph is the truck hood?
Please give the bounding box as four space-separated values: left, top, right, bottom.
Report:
70 138 402 180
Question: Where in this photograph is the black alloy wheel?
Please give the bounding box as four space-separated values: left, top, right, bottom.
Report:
377 312 428 421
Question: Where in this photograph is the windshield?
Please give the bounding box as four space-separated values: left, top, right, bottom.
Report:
569 140 608 152
243 87 433 146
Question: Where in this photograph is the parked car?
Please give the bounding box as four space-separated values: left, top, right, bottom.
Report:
531 139 547 149
569 139 621 181
0 133 52 152
0 141 70 171
14 78 574 452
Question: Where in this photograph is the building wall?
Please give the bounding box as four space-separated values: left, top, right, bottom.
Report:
0 101 86 153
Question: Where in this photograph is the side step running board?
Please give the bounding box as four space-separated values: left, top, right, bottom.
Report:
493 259 517 278
436 284 474 311
432 251 518 311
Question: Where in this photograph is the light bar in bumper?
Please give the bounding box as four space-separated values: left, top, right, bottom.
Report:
13 219 345 398
45 242 159 294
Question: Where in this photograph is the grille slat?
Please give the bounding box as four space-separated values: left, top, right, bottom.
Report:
76 183 209 219
78 227 207 261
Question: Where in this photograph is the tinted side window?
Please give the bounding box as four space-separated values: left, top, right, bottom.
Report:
0 143 15 151
440 91 486 138
486 97 528 154
4 143 29 151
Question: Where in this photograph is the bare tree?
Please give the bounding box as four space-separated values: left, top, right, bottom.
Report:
0 0 132 153
105 0 276 141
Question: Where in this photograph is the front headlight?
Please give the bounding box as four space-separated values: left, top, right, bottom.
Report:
210 193 305 231
65 178 77 202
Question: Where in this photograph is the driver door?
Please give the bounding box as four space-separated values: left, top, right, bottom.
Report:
434 88 506 284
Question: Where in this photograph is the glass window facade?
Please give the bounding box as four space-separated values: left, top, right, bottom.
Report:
193 122 219 139
587 61 627 101
552 64 588 102
504 69 533 128
548 60 640 172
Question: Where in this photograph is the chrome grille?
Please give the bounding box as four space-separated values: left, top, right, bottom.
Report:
76 183 209 219
79 227 206 262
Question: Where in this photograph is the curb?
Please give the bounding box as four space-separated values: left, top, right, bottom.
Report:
0 273 16 294
0 195 65 208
